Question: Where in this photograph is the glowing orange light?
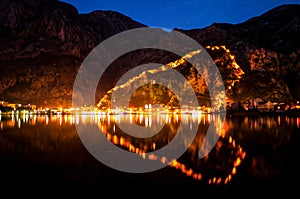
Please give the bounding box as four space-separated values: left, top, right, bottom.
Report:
229 136 232 143
120 137 125 146
148 154 158 160
112 135 118 144
234 157 241 167
152 143 156 150
161 156 168 164
217 177 222 184
231 167 237 175
129 144 135 152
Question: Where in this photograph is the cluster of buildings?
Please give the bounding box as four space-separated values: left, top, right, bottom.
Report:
228 98 300 113
0 101 61 115
0 100 212 116
2 98 300 116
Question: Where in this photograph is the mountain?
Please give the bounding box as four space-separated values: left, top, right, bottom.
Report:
0 0 299 108
0 0 145 107
176 4 300 103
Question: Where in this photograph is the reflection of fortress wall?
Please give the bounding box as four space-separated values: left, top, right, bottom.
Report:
97 113 245 184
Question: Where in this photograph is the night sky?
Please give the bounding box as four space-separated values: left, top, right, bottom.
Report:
61 0 300 30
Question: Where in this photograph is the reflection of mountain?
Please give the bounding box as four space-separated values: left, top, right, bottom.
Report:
0 0 299 107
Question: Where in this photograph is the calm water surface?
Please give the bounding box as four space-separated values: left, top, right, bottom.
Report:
0 113 299 197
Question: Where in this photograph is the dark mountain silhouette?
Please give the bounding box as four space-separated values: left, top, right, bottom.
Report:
0 0 146 107
0 0 299 108
176 4 300 103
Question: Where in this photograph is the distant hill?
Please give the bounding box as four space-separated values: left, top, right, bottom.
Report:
0 0 299 108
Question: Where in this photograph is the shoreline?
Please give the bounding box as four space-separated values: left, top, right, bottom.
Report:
226 109 300 117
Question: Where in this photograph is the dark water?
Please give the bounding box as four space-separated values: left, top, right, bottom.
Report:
0 113 299 197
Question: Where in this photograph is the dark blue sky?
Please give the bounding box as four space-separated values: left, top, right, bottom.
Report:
61 0 300 30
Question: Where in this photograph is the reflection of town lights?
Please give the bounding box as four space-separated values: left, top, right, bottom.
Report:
59 115 62 126
45 116 49 125
145 116 149 127
149 115 152 127
0 112 248 184
18 118 21 129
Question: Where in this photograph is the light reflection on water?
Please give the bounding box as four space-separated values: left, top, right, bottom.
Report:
0 113 299 193
1 112 299 130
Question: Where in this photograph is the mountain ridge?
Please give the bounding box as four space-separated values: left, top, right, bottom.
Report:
0 0 299 108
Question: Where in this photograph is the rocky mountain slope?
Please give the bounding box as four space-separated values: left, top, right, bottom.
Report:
0 0 145 107
178 4 300 103
0 0 299 108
